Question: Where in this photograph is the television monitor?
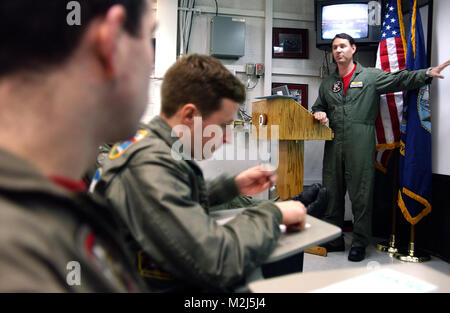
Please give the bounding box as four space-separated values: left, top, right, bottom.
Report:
315 0 382 50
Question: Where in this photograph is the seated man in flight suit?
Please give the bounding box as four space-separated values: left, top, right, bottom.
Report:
90 54 327 292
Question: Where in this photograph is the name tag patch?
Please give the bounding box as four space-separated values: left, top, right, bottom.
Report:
350 81 363 88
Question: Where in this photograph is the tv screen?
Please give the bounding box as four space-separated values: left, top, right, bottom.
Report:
315 0 382 50
321 3 369 40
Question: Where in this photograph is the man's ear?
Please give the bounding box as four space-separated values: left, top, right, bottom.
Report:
351 44 357 55
179 103 200 127
95 5 126 78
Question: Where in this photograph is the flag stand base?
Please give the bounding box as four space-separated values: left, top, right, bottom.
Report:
376 234 398 254
394 242 431 263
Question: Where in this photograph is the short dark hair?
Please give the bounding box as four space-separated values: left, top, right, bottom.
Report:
0 0 146 77
161 54 246 118
331 33 356 46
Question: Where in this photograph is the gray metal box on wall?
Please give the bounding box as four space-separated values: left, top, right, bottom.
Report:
210 16 245 59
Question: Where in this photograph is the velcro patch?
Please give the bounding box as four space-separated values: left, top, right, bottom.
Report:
350 81 363 88
138 250 174 280
109 129 148 160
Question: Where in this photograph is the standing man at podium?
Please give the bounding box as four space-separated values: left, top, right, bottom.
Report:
312 33 449 262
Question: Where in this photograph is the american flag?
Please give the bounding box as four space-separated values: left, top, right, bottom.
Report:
375 0 407 173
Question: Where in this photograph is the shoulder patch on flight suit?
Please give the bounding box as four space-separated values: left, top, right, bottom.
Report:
332 81 342 93
109 129 148 160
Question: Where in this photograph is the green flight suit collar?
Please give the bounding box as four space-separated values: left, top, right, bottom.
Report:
147 116 200 163
332 61 364 79
146 115 180 150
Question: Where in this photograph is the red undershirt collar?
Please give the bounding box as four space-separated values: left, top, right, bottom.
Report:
49 175 87 193
342 63 357 95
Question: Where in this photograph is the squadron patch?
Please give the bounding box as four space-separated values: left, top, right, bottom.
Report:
137 250 174 280
332 81 342 93
109 129 148 159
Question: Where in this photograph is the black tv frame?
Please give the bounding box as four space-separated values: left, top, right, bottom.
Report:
315 0 383 51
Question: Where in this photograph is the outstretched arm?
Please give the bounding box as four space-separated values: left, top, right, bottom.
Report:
426 59 450 79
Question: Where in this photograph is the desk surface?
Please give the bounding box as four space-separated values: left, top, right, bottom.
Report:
248 263 450 293
212 209 341 264
268 214 340 263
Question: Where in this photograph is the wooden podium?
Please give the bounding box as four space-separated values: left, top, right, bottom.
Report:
252 97 333 200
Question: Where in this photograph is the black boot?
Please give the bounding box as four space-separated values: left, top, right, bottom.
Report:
348 246 366 262
287 183 321 205
306 187 329 219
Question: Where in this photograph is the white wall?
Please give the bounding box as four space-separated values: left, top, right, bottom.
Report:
150 0 378 201
142 0 178 124
431 1 450 175
184 0 329 191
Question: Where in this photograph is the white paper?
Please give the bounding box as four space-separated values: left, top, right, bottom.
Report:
216 218 310 233
312 268 438 293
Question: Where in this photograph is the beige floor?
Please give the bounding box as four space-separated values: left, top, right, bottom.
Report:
303 232 450 276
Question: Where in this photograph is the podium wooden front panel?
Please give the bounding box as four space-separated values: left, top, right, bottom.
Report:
252 98 334 140
277 140 304 199
252 98 333 199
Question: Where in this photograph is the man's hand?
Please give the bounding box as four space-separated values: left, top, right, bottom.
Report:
235 165 276 196
314 111 328 124
428 59 450 79
275 200 307 232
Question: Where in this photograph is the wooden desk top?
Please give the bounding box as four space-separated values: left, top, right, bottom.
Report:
212 209 341 264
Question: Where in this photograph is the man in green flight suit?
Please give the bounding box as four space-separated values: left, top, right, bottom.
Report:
312 33 449 262
91 54 321 292
0 0 156 291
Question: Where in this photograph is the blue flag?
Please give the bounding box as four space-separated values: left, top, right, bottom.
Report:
397 0 431 225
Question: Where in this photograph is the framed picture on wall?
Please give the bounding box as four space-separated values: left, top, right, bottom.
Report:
272 28 309 59
272 83 308 109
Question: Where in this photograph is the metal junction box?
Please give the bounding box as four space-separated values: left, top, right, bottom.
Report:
210 16 245 59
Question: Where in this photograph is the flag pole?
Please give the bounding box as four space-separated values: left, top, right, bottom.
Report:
393 0 432 264
377 148 399 254
395 223 431 262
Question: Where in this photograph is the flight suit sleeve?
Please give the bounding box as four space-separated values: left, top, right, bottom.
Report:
311 82 328 113
104 153 283 291
375 68 432 94
206 175 240 207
